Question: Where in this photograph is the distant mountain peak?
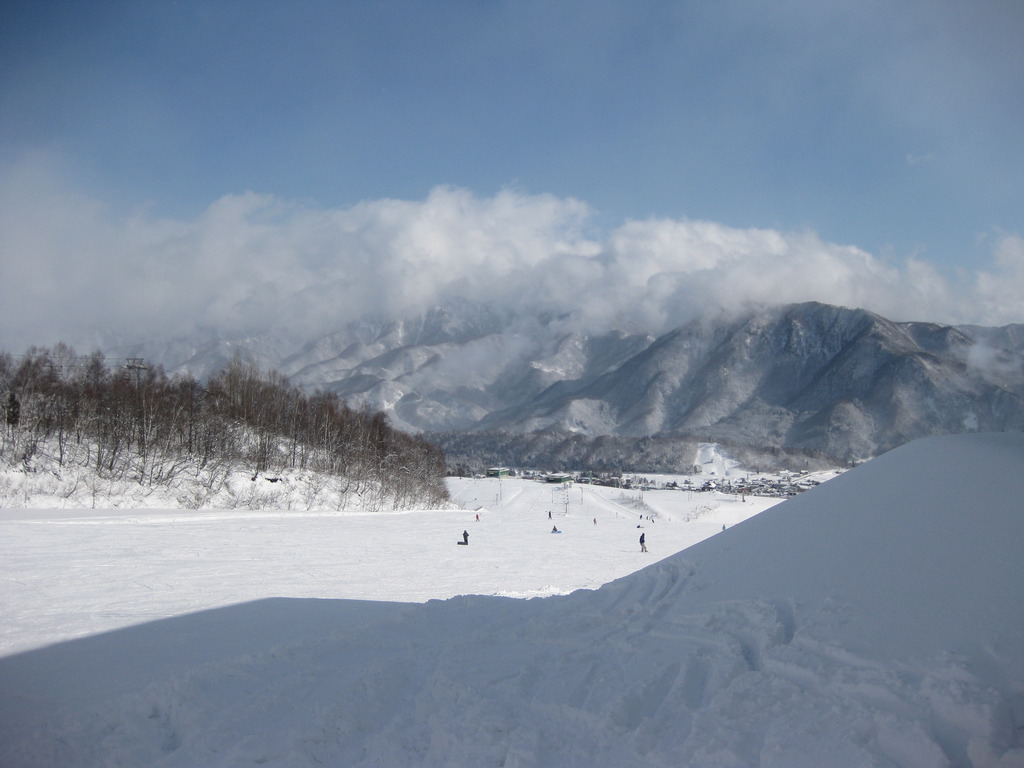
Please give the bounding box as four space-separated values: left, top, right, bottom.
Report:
104 302 1024 463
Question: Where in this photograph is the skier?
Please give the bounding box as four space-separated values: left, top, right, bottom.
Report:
640 532 647 552
551 525 560 533
463 530 469 545
548 510 552 519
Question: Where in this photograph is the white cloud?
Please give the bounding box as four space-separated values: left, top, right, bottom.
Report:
1 162 1020 353
905 153 936 166
971 234 1024 326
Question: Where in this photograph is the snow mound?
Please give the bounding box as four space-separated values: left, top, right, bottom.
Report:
2 433 1022 767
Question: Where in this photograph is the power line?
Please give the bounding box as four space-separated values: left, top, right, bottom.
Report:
3 353 148 368
1 354 151 387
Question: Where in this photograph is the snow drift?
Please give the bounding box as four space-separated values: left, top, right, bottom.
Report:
2 432 1022 767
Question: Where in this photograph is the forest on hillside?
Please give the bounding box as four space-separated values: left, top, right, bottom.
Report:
0 344 449 510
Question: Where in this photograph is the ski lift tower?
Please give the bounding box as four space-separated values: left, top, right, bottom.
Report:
124 358 148 386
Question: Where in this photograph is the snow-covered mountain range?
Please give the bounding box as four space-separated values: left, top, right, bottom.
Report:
112 301 1024 463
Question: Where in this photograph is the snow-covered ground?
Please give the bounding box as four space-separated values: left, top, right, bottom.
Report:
2 433 1022 767
0 477 771 656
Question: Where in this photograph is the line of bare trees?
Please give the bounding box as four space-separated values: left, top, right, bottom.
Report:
0 344 449 509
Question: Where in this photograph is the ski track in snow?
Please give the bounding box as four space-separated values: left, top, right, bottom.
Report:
2 435 1024 767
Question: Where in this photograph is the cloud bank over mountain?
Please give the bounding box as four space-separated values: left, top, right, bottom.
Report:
2 161 1022 351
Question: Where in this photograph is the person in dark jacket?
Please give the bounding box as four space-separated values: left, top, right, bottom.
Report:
463 530 469 545
640 532 647 552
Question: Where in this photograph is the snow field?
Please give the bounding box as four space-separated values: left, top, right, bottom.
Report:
2 433 1022 767
1 478 774 656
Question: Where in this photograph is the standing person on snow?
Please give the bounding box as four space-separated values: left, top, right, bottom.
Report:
640 532 647 552
463 530 469 545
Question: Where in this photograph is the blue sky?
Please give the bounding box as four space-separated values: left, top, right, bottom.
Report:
1 0 1022 346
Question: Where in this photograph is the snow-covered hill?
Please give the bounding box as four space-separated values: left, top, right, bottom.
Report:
110 302 1024 464
1 432 1022 766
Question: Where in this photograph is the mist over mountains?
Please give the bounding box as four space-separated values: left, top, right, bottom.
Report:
109 301 1024 469
4 181 1024 352
5 181 1024 469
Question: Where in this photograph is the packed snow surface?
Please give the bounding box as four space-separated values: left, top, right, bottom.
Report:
2 433 1023 767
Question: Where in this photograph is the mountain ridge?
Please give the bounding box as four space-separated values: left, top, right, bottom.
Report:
105 301 1024 464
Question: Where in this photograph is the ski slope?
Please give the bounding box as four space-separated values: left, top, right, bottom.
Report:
2 434 1022 767
0 478 772 655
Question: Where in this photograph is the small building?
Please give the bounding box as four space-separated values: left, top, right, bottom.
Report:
544 473 573 484
486 467 510 478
